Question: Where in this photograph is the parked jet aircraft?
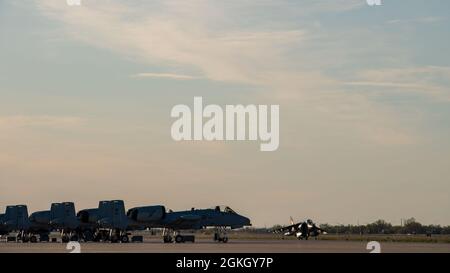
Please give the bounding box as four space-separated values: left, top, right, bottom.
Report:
0 205 37 242
1 202 251 244
274 218 325 240
29 202 80 242
77 200 131 243
127 205 251 243
1 202 123 243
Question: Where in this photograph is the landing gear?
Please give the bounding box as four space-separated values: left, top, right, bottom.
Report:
82 230 94 242
120 235 129 243
104 229 129 243
107 229 129 243
30 235 37 243
175 235 183 243
93 230 109 242
214 227 228 243
163 228 173 243
22 234 30 243
163 236 173 243
61 235 70 243
70 234 79 242
15 232 41 243
61 230 80 242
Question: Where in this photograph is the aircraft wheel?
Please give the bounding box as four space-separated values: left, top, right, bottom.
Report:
222 237 228 243
175 235 184 243
163 236 173 243
120 235 129 243
30 235 38 243
62 235 70 243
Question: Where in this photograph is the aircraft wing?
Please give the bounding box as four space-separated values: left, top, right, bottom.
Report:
273 223 299 233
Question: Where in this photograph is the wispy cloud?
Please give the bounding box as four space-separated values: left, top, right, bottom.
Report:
131 72 198 80
31 0 428 147
33 0 306 85
344 66 450 101
0 115 84 129
387 16 445 24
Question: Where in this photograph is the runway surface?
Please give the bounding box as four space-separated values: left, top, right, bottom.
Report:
1 239 449 253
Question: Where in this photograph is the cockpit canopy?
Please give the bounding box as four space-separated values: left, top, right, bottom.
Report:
211 206 237 214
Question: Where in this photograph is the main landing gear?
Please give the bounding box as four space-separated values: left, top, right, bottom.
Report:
60 230 79 243
91 229 129 243
213 227 228 243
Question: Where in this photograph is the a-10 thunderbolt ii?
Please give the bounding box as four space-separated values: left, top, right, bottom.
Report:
127 205 251 243
273 217 326 240
29 202 81 242
0 205 43 242
77 200 132 243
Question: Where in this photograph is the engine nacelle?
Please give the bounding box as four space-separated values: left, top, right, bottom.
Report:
29 210 51 225
77 209 99 224
49 202 79 229
127 206 166 222
3 205 31 230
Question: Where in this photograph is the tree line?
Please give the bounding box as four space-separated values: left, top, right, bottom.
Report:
264 218 450 235
319 218 450 235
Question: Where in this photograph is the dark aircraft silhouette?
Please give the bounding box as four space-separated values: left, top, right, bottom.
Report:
274 217 326 240
0 205 38 242
1 201 251 244
77 200 131 243
127 205 251 243
29 202 81 242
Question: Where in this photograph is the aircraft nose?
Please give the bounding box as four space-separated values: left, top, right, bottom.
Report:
243 216 251 226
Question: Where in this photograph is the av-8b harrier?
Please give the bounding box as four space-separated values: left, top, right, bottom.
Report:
127 205 251 243
273 218 326 240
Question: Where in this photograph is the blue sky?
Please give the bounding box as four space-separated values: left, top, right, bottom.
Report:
0 0 449 226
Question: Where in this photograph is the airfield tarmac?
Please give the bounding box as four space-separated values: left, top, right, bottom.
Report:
0 239 449 253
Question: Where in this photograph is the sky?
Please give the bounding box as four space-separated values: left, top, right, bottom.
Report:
0 0 449 227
